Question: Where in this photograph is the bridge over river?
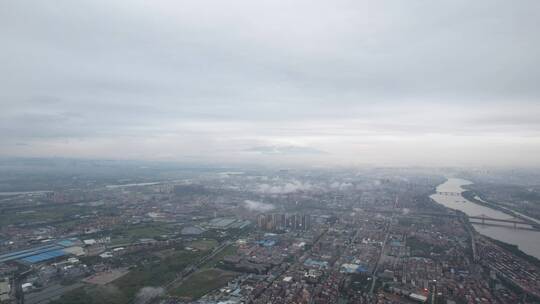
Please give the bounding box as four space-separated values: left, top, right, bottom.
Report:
431 178 540 260
360 208 540 231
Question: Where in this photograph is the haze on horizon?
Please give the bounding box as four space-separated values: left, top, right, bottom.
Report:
1 1 540 167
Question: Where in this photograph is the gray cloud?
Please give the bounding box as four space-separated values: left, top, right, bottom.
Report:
1 0 540 166
247 145 327 155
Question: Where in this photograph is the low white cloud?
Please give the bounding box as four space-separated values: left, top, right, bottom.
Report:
134 287 165 304
330 181 353 191
243 200 275 212
246 145 326 155
256 180 314 194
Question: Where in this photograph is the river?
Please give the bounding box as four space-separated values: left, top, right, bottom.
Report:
430 178 540 260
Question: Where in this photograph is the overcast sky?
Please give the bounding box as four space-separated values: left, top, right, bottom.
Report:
1 0 540 167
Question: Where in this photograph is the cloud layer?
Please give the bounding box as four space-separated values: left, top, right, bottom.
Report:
1 0 540 166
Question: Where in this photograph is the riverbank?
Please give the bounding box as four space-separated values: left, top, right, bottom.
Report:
462 190 540 229
487 237 540 268
430 178 540 260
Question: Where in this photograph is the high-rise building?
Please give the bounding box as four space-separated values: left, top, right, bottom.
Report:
257 214 267 230
257 213 312 232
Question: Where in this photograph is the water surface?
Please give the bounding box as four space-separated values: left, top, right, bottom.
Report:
431 178 540 259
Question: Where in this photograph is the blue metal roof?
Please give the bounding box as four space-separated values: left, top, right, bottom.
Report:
257 240 276 247
0 244 56 259
0 238 79 264
0 245 63 263
304 258 329 268
356 266 368 273
57 239 75 247
21 249 67 263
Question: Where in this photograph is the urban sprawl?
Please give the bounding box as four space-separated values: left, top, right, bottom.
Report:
0 169 539 304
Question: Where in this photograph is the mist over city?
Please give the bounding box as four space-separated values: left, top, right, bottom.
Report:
1 1 540 304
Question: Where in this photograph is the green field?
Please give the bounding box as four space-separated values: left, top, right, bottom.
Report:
201 244 237 269
188 239 218 251
0 204 94 226
172 268 238 299
407 236 446 257
109 223 174 244
52 250 203 304
112 250 200 298
50 285 128 304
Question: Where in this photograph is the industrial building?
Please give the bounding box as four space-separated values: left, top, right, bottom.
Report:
0 239 83 265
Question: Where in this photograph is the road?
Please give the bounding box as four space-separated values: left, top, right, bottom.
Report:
369 195 398 294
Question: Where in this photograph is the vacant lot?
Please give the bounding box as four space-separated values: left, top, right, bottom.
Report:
109 223 174 244
83 268 130 285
